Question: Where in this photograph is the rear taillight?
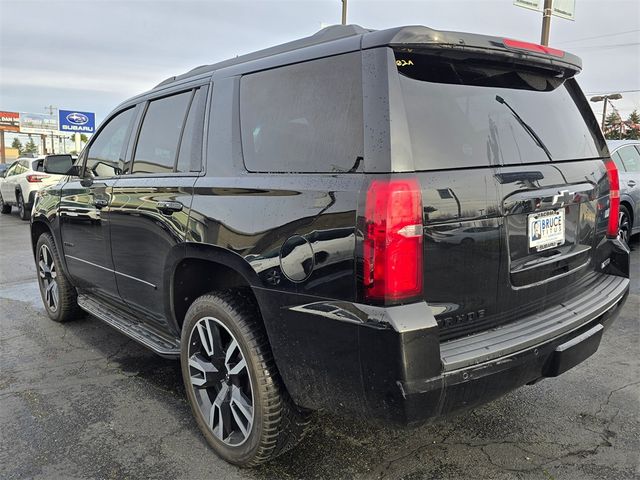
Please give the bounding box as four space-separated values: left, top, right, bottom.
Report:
363 178 423 302
604 159 620 239
503 38 565 58
26 174 49 183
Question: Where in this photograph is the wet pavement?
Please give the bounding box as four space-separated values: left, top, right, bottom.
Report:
1 210 638 480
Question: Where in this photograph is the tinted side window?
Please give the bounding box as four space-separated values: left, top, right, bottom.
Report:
86 108 135 178
618 145 640 172
177 86 208 173
132 91 192 174
240 52 363 173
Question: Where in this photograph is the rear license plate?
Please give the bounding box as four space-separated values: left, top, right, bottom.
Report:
528 209 565 252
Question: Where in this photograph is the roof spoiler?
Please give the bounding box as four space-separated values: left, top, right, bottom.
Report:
363 26 582 77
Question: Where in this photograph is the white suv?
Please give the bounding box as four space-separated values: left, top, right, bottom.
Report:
0 155 71 220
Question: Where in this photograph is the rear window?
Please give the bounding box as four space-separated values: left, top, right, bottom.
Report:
395 51 606 169
240 52 363 173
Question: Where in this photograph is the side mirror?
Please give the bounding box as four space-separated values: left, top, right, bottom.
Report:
66 165 82 177
43 155 74 175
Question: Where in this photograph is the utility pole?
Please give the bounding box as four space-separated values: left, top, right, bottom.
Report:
44 105 57 155
341 0 347 25
540 0 553 46
0 131 5 164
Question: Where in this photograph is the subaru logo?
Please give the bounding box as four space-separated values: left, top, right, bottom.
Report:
66 112 89 125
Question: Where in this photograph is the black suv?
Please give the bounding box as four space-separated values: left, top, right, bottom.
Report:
32 25 630 466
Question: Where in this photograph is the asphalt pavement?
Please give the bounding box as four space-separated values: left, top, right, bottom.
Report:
0 209 638 480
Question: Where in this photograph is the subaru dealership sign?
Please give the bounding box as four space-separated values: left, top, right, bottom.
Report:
58 110 95 133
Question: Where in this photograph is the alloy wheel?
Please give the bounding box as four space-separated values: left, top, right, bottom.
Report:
188 316 254 447
618 210 630 246
18 194 24 217
38 244 59 312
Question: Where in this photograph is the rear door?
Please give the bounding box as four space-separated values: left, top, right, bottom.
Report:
109 85 208 328
393 50 608 339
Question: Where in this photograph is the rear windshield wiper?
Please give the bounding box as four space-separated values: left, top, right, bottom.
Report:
495 95 553 161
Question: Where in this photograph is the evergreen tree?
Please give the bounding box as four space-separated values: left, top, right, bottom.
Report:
24 137 38 155
11 138 23 156
625 110 640 140
604 111 622 140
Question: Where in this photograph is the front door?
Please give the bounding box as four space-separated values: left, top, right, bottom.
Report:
109 86 208 327
59 107 136 300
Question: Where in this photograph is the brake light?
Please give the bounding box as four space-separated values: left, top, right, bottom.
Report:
363 178 423 301
604 159 620 239
26 174 50 183
503 38 565 58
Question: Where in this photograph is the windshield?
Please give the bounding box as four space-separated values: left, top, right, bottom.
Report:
394 51 606 170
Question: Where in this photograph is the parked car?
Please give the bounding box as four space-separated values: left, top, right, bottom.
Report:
0 155 73 220
31 25 629 467
0 163 9 176
607 140 640 245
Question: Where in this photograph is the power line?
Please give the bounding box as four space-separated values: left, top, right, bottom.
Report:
569 42 639 50
585 89 640 95
556 29 640 45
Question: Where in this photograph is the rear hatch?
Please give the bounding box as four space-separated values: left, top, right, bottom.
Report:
391 38 610 340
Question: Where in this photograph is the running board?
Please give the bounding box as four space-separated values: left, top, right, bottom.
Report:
77 293 180 359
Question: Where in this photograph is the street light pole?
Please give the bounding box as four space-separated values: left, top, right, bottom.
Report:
601 99 609 132
590 93 623 133
341 0 347 25
541 0 553 46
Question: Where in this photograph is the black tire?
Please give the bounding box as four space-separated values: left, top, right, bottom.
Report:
618 204 632 247
0 192 10 214
180 290 311 467
35 233 82 322
17 191 29 221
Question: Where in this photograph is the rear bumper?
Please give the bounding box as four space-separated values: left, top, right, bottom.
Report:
257 271 629 425
399 286 627 425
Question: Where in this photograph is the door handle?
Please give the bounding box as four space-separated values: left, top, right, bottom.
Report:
157 200 183 214
628 180 636 187
92 198 108 209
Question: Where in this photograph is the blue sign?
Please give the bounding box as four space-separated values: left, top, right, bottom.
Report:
58 109 95 133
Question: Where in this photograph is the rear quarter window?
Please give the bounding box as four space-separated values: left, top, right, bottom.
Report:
240 52 363 173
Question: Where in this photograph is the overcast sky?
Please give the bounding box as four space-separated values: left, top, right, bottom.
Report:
1 0 638 127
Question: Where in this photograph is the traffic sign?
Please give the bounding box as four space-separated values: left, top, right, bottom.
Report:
514 0 576 20
58 109 95 133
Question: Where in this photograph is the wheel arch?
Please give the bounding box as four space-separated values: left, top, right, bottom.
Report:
620 198 633 226
167 242 263 334
30 219 54 256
